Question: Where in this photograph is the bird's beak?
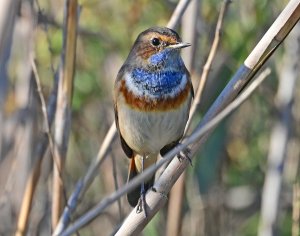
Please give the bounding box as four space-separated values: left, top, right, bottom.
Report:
168 42 191 49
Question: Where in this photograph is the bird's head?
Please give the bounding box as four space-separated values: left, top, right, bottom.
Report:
127 27 190 69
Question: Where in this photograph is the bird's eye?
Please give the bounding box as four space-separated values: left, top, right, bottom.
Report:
151 38 160 46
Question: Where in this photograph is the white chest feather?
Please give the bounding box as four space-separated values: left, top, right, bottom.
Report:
117 98 190 155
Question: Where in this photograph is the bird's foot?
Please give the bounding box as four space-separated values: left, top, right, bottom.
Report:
177 147 192 166
136 190 147 218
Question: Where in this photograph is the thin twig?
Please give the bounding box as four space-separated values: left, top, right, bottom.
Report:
185 0 231 132
59 68 271 236
53 124 117 235
16 41 60 236
111 150 122 222
16 59 59 236
190 0 300 150
31 59 56 164
166 171 186 236
11 3 35 235
52 0 78 229
167 0 191 29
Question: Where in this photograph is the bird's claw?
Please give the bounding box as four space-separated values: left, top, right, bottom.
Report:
177 147 192 166
136 191 147 218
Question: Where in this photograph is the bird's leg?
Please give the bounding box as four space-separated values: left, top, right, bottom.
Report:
177 147 192 166
136 155 147 217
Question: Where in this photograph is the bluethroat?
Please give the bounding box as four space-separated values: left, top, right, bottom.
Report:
114 27 193 214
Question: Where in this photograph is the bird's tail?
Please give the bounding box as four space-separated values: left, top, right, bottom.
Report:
127 154 156 207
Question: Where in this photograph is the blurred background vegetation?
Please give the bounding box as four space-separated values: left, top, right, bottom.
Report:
0 0 299 235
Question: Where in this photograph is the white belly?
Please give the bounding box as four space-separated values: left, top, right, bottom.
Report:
118 99 190 155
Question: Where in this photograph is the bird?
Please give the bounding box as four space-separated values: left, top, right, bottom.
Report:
114 26 193 214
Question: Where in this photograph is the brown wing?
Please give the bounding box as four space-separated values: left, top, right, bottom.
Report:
114 103 133 159
114 66 134 159
186 67 194 98
160 138 181 157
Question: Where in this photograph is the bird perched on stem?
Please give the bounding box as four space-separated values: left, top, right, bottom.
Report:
114 26 193 216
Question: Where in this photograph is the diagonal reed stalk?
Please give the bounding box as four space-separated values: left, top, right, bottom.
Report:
51 0 78 229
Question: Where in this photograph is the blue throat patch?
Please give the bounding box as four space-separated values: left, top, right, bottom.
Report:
149 49 170 65
131 68 184 96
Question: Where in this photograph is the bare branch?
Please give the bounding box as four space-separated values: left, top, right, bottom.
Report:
185 0 231 132
16 38 60 236
190 0 300 154
167 0 191 29
52 0 78 229
111 150 123 222
16 26 61 236
53 124 117 235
